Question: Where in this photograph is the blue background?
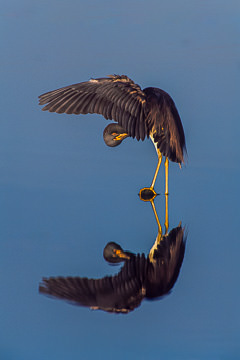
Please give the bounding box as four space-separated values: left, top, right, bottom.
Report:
1 0 240 359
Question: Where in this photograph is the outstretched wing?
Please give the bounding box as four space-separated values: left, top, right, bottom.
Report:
39 254 147 313
39 75 148 141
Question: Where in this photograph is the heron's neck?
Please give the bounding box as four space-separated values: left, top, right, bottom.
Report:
150 134 159 155
148 232 162 263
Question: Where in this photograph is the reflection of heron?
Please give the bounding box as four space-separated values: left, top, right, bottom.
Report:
39 75 186 194
39 198 186 313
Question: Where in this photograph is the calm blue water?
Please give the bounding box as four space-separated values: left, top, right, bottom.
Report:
1 0 240 359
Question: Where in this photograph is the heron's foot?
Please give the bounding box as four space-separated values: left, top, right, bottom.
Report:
139 187 158 202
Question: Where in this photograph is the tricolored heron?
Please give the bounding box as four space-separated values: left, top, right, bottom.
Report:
39 198 186 314
39 75 186 195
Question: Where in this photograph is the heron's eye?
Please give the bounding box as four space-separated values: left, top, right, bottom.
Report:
111 132 117 136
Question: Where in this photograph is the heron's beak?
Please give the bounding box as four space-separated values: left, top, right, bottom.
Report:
114 133 129 141
114 249 130 260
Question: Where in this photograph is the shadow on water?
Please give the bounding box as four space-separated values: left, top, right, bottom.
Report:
39 193 187 314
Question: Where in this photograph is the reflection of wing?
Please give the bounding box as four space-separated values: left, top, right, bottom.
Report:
146 225 186 298
39 75 147 141
39 254 146 314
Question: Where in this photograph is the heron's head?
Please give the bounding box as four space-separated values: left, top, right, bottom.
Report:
103 124 129 147
103 242 132 263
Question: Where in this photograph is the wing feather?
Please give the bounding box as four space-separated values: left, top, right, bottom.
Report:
144 87 186 163
145 225 186 298
42 90 74 113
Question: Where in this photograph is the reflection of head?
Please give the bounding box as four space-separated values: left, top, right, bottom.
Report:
39 225 186 314
103 242 133 263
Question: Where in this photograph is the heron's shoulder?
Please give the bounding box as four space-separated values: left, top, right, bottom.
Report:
143 87 172 100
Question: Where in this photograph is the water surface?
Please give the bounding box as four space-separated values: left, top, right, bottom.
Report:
1 0 240 359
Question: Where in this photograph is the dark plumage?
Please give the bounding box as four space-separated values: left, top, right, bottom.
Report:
39 74 186 193
39 225 186 314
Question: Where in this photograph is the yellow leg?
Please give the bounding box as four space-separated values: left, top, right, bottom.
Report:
164 194 169 234
150 153 162 189
150 200 162 236
165 157 169 195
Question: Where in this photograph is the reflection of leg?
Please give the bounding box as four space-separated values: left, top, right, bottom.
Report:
151 152 162 189
164 194 169 234
150 200 162 237
149 200 162 261
165 157 169 195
